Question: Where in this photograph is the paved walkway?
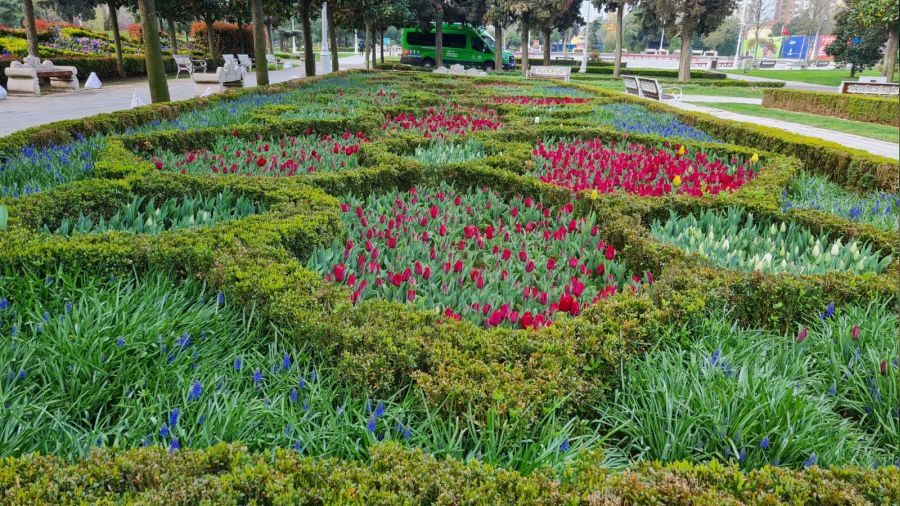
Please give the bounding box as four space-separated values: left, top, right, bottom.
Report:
0 56 364 137
681 95 761 104
724 73 837 93
672 100 899 160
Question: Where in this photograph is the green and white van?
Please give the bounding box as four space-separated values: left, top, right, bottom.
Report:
400 23 516 71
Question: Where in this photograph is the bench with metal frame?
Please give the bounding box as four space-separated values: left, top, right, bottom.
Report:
174 55 207 79
622 75 642 97
526 65 571 82
265 54 283 70
636 76 682 102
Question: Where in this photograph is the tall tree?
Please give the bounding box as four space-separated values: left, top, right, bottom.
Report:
21 0 40 57
596 0 634 77
190 0 225 60
250 0 268 84
533 1 581 66
137 0 171 102
106 0 125 75
296 0 321 76
38 0 97 24
744 0 773 63
642 0 737 81
844 0 898 78
1 0 23 27
825 7 890 77
486 0 515 72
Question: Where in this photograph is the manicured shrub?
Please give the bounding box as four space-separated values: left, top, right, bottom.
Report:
529 138 758 197
307 184 648 329
491 96 589 106
0 55 177 87
650 208 893 274
763 88 900 126
783 172 899 231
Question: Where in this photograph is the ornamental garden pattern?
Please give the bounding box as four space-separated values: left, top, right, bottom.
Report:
0 70 897 503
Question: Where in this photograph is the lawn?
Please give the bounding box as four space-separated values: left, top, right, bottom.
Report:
0 70 898 503
737 68 896 87
690 101 900 143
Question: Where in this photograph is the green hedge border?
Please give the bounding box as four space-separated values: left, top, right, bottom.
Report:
762 88 900 126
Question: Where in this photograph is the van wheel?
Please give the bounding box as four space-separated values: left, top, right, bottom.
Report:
483 61 495 72
421 58 435 69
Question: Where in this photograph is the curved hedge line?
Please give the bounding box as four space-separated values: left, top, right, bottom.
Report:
762 88 900 126
1 443 896 504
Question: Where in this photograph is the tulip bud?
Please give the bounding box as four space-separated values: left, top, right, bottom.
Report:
796 327 808 343
851 325 860 341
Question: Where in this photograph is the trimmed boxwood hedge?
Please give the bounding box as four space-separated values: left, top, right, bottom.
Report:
762 88 900 126
1 443 896 504
0 69 896 492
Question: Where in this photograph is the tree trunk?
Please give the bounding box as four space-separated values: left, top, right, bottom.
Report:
22 0 40 57
562 27 570 57
364 21 371 69
110 2 125 76
435 16 443 67
494 23 503 71
137 0 170 102
613 5 624 77
371 28 377 67
266 18 274 55
300 3 315 76
521 25 529 76
166 15 178 54
542 27 550 65
205 18 218 61
678 21 693 82
328 4 338 71
753 26 760 66
882 29 898 79
380 29 384 64
251 0 269 85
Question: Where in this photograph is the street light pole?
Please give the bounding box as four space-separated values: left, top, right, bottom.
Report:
733 0 747 67
580 2 591 73
320 2 332 74
291 17 296 54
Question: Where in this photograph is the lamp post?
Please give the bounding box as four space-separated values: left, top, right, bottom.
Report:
291 17 296 54
733 0 747 67
320 2 332 74
580 1 592 73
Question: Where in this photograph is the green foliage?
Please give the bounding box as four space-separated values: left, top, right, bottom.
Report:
0 56 177 88
0 204 7 230
409 139 487 165
598 302 898 468
650 208 893 275
41 190 264 236
762 88 899 127
784 172 899 232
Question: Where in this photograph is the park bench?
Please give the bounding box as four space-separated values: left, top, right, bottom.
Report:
192 59 244 96
4 56 77 96
757 59 777 69
237 54 254 73
174 55 207 79
814 60 832 68
622 75 642 97
839 80 899 96
636 76 682 102
265 54 283 70
551 57 576 66
433 64 487 77
526 65 571 82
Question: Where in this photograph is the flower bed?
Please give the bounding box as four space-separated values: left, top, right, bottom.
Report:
782 172 899 232
586 103 721 143
492 96 589 106
650 208 893 275
41 190 263 236
529 138 758 197
307 184 649 329
0 136 103 197
382 107 501 138
408 139 486 165
151 133 366 176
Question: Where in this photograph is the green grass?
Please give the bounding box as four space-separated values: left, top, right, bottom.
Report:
783 172 899 231
691 101 900 143
737 68 894 87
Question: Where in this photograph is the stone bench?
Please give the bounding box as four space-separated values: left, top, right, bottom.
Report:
4 56 78 96
839 81 899 96
526 65 571 82
433 64 487 77
192 60 244 96
757 59 777 69
636 77 682 102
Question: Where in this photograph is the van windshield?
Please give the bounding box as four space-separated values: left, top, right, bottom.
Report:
480 32 496 52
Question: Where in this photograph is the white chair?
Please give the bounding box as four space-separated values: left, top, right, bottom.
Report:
265 54 283 70
237 54 254 73
622 75 642 97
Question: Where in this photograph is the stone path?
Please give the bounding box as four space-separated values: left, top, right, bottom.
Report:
671 100 899 160
681 95 761 104
0 57 364 137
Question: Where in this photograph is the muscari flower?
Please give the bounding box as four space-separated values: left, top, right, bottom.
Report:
253 369 263 385
282 353 292 371
803 453 817 468
559 439 571 452
819 302 835 320
366 414 377 433
168 438 180 454
169 408 180 427
116 336 125 347
760 436 769 450
188 380 202 401
234 356 243 371
160 423 170 438
289 388 299 403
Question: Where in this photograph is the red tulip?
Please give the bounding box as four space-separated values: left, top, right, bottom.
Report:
332 263 346 282
851 325 860 341
558 294 573 313
525 260 535 273
520 311 534 329
796 327 808 343
880 359 887 376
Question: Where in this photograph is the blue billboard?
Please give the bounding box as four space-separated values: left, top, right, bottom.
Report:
780 35 810 59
